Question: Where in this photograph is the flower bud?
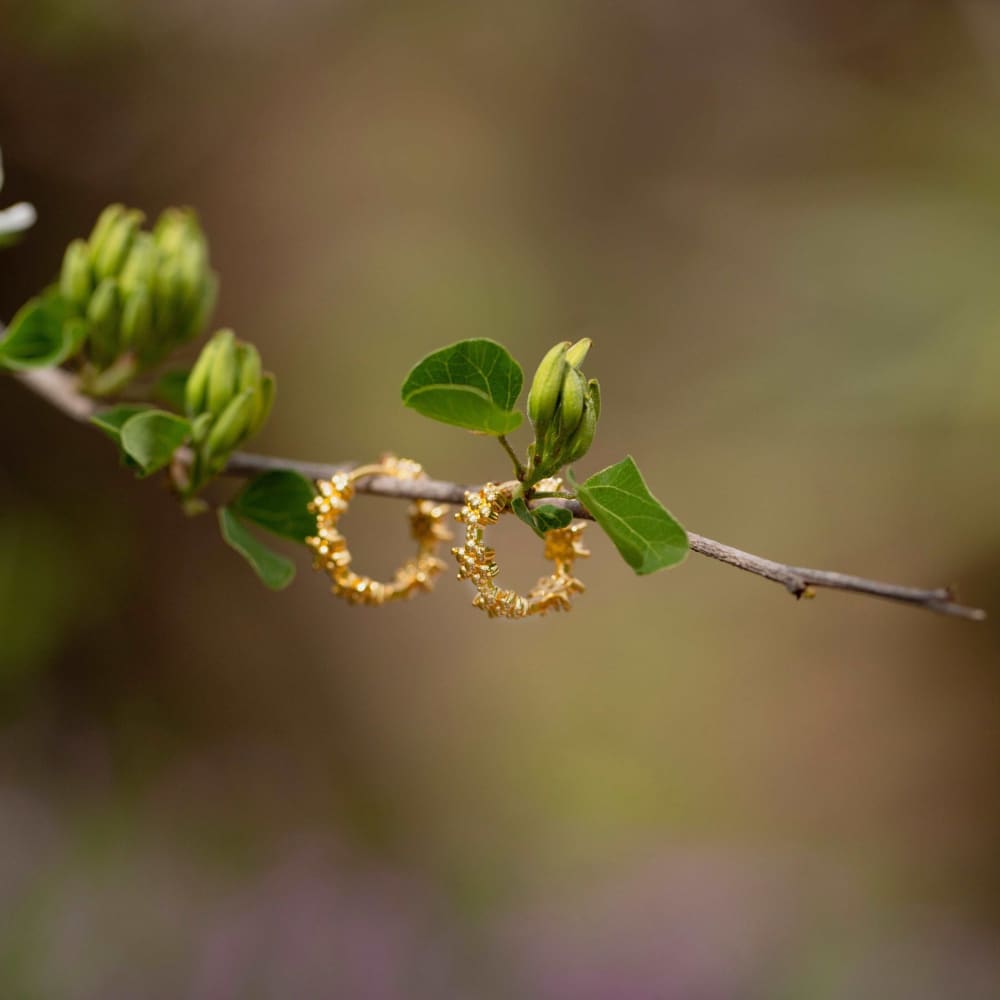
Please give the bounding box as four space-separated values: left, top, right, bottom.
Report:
184 335 220 417
153 207 195 257
118 232 159 296
565 337 592 369
557 366 587 439
587 377 600 421
249 373 276 435
563 392 598 465
92 208 143 281
236 342 262 397
119 286 153 350
203 388 256 461
85 277 122 367
148 210 216 356
527 341 570 437
206 328 238 417
189 411 214 445
87 205 126 264
151 255 185 347
59 239 93 311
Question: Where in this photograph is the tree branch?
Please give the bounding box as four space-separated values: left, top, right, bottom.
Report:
10 366 986 621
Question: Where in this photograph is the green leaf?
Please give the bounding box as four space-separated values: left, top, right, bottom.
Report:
511 495 573 539
0 294 82 370
229 470 316 543
154 368 189 410
218 507 296 590
401 338 523 435
91 404 151 444
119 409 191 477
573 456 688 574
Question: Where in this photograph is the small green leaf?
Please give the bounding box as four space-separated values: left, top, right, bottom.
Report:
154 368 190 410
401 338 523 435
91 404 150 471
218 507 296 590
119 409 191 476
511 495 573 539
91 404 151 444
0 294 81 370
229 470 316 543
573 456 688 574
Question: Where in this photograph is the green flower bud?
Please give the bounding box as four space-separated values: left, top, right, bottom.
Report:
151 255 185 345
176 237 208 305
151 209 215 351
92 208 143 281
187 271 218 341
565 337 592 369
249 373 276 435
587 377 600 421
153 207 196 257
184 335 221 417
206 329 239 417
557 366 587 438
87 204 126 264
527 341 570 437
119 286 153 350
236 342 262 396
203 387 255 460
118 232 159 296
59 239 93 311
563 394 598 465
85 277 122 367
189 411 214 445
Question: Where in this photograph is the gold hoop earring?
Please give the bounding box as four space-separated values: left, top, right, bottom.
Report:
452 481 589 618
307 456 451 606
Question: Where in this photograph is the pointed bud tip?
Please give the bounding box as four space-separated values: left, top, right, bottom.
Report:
565 338 592 369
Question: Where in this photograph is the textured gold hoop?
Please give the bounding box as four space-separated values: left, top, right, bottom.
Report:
452 481 589 618
307 456 451 606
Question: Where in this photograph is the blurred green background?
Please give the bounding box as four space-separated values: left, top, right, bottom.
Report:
1 1 999 996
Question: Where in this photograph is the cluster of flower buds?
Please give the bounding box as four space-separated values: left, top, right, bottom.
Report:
526 338 601 480
184 329 275 482
59 204 217 376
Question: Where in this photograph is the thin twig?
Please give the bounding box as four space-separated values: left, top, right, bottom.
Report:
9 366 987 621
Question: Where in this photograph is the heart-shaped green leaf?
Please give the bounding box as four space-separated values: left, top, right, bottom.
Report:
218 507 296 590
229 470 316 543
0 294 83 370
573 456 688 574
511 495 573 539
119 409 191 477
401 338 523 435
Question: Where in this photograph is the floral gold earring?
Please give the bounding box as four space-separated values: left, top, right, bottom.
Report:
452 482 589 618
308 456 451 605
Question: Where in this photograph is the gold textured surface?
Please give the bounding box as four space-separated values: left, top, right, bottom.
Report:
452 482 589 619
307 456 450 606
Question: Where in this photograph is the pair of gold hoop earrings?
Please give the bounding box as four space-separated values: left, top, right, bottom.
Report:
307 458 588 617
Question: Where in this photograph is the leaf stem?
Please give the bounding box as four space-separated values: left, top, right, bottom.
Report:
496 434 526 480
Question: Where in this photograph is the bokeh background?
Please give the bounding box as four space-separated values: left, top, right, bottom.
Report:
2 1 999 996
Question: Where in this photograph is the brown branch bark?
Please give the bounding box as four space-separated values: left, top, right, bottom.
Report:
10 366 987 621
